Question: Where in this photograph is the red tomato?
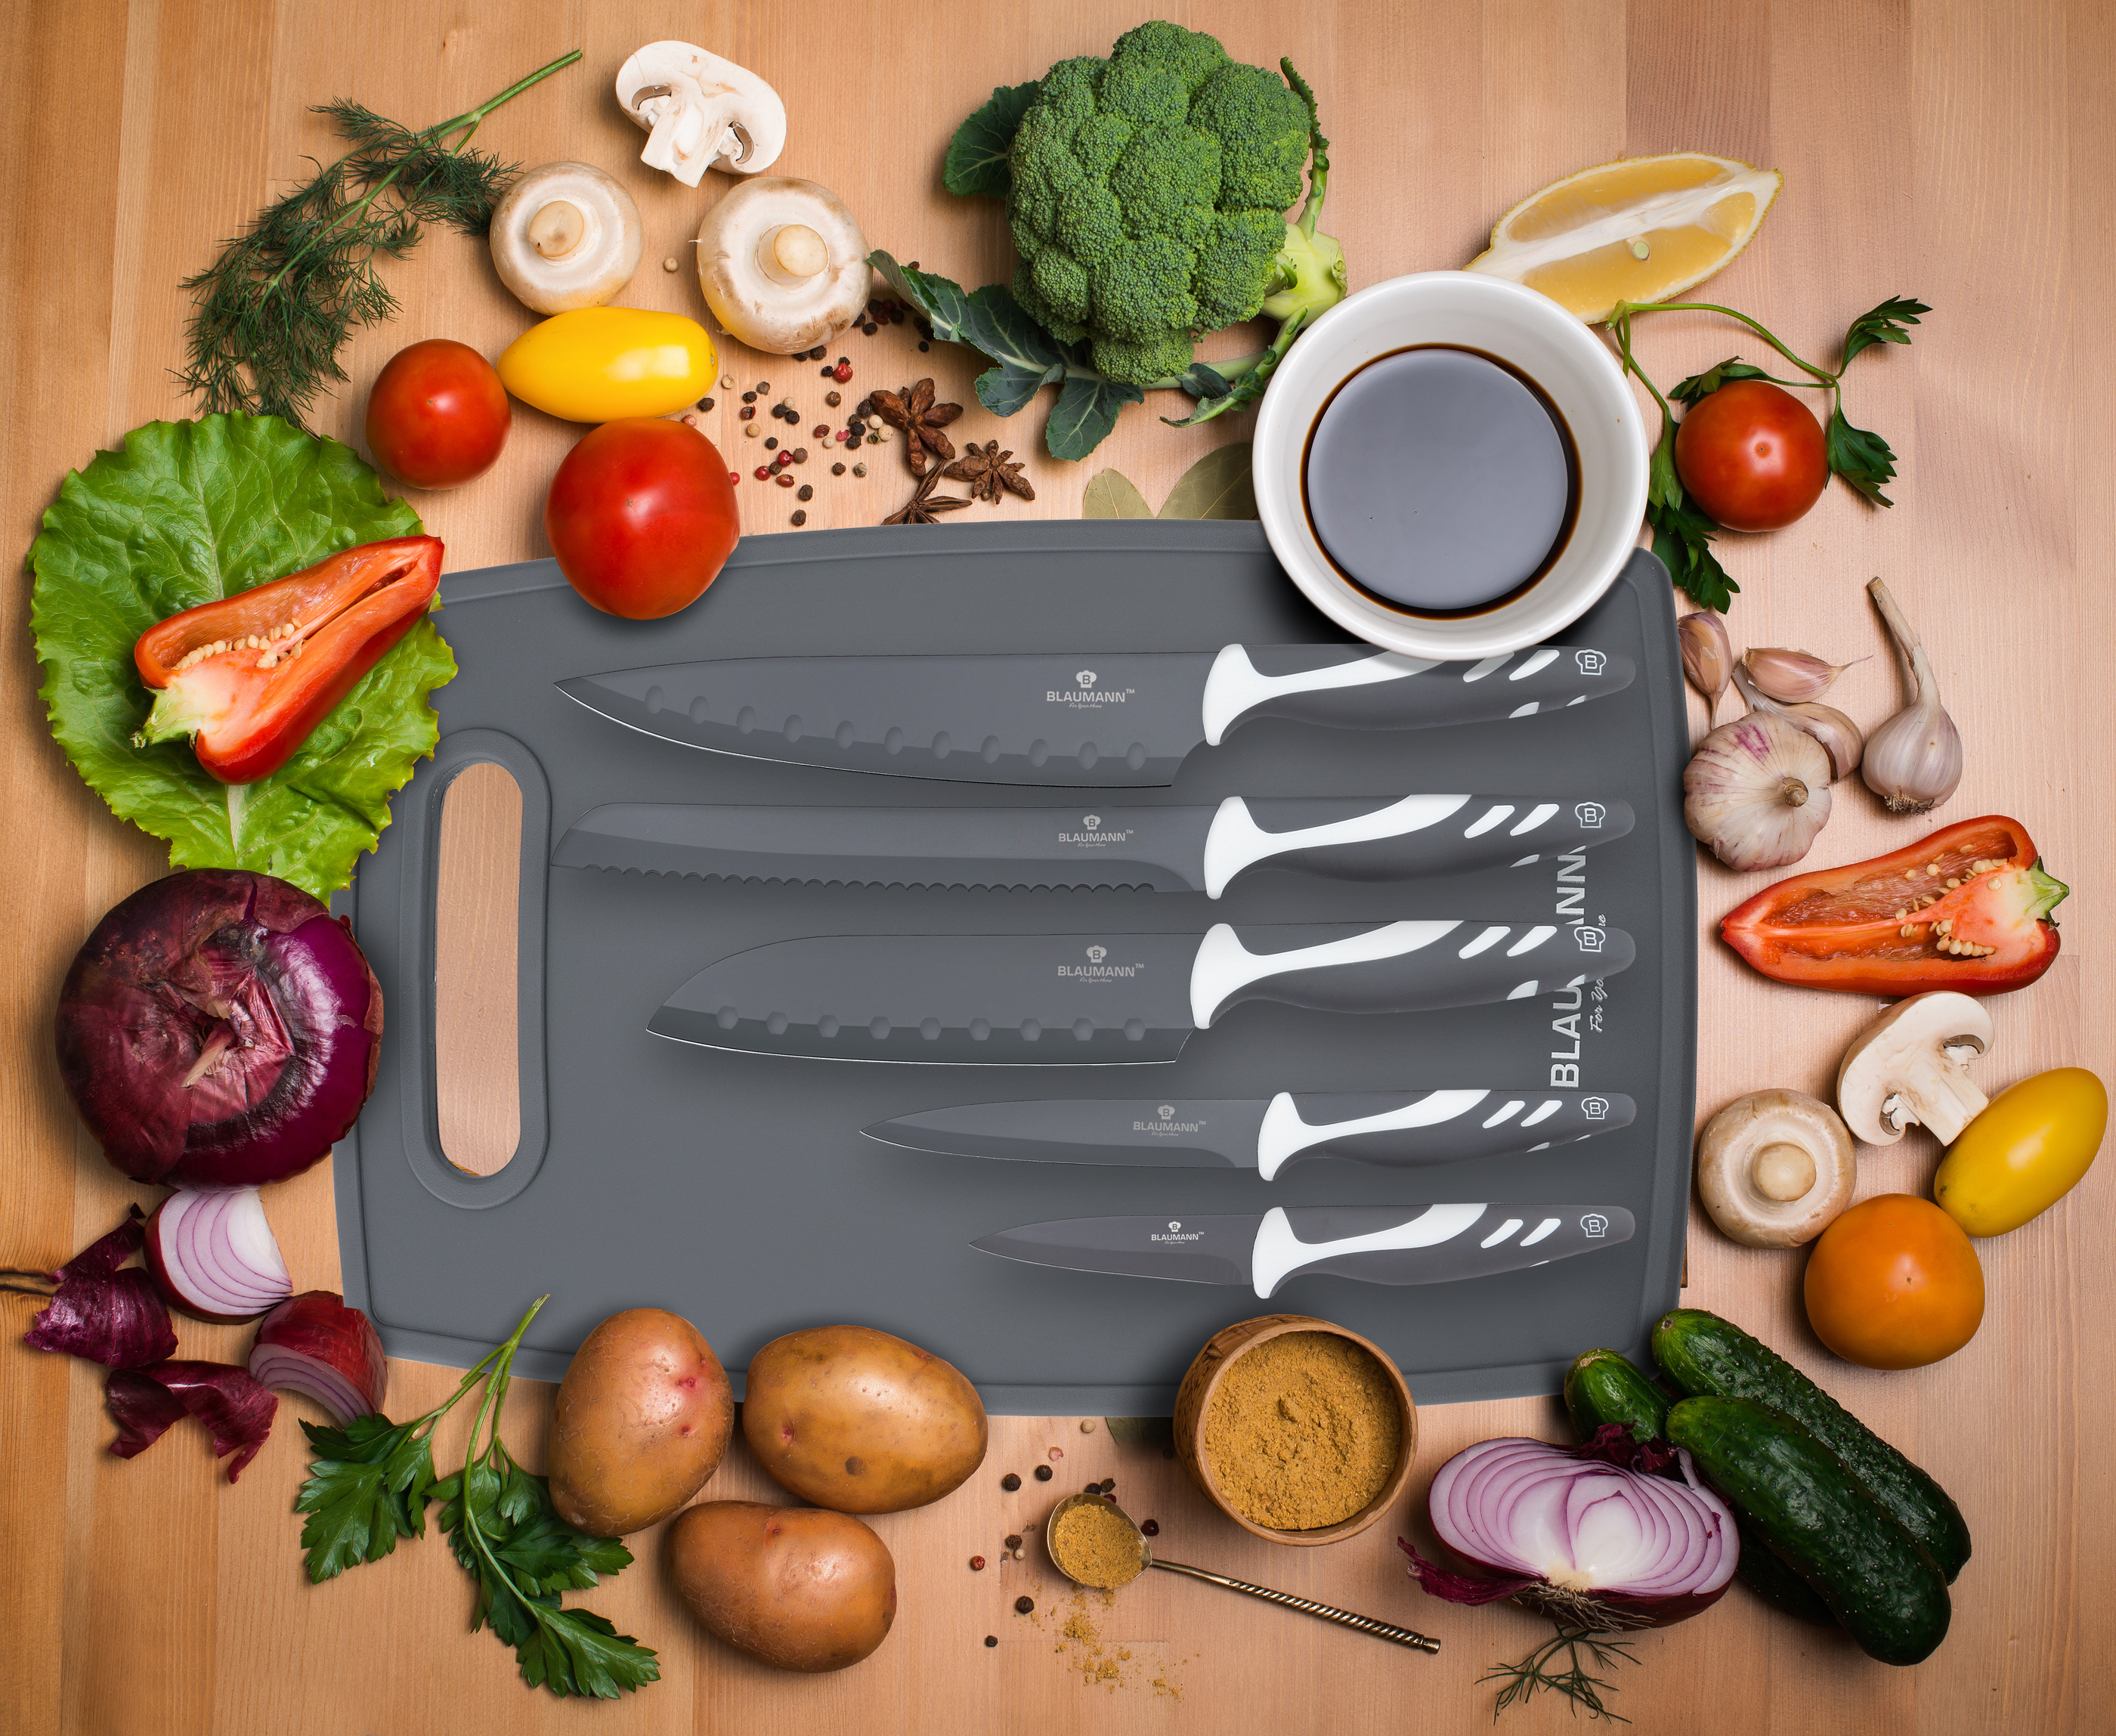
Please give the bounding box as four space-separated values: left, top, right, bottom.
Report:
1672 379 1829 531
1803 1194 1984 1369
544 419 740 620
363 339 511 490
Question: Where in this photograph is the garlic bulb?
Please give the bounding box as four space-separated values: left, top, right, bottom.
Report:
1744 646 1866 705
1731 662 1864 781
1683 713 1833 871
1678 611 1733 720
1862 577 1963 813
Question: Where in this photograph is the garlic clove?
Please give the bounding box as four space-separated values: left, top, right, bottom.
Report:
1678 611 1733 721
1683 712 1833 871
1730 662 1864 781
1743 646 1867 704
1861 577 1963 812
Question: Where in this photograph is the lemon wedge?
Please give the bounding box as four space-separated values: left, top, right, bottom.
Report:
1465 152 1783 323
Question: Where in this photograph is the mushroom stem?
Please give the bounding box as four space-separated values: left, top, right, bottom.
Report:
1885 1066 1989 1148
759 223 827 283
530 200 586 259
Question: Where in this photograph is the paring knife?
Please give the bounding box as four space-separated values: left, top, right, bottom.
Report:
555 793 1634 898
556 642 1635 788
971 1202 1637 1298
865 1089 1637 1179
650 918 1635 1064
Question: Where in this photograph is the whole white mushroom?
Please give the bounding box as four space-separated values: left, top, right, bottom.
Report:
488 162 643 314
695 178 871 356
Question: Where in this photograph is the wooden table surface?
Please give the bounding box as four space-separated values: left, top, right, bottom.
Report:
5 3 2111 1732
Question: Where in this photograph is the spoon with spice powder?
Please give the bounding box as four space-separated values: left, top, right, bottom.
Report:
1043 1493 1440 1653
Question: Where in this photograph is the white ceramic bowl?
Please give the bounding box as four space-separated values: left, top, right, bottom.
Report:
1252 271 1649 660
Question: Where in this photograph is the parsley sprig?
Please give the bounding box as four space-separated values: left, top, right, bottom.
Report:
295 1296 657 1700
1609 296 1931 611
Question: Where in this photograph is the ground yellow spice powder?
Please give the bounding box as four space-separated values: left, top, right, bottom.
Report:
1202 1331 1401 1530
1050 1498 1146 1589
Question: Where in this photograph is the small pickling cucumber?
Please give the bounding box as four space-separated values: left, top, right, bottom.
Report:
1666 1397 1950 1666
1652 1308 1971 1581
1565 1348 1835 1627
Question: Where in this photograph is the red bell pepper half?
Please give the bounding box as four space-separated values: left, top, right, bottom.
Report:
132 535 444 784
1721 815 2068 996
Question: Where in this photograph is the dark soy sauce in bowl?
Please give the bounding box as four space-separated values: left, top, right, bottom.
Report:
1301 345 1579 617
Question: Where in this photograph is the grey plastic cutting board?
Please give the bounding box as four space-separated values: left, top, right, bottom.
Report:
331 522 1694 1412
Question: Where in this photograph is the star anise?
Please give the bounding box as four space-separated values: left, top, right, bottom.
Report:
945 440 1035 505
883 464 971 525
869 377 961 475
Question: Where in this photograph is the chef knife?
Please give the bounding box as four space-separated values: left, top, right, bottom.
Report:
971 1202 1636 1298
556 641 1634 788
555 793 1634 897
865 1088 1637 1178
649 918 1635 1063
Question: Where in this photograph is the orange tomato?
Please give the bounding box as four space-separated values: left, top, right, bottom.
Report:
1803 1194 1984 1369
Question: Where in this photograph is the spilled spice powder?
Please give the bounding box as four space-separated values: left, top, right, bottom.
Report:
1049 1499 1144 1589
1202 1332 1401 1530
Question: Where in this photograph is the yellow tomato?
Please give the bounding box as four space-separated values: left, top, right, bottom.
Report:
1933 1067 2106 1236
496 308 716 423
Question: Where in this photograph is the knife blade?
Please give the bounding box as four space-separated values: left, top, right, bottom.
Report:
555 793 1634 897
865 1088 1637 1177
556 641 1635 788
649 918 1635 1064
970 1202 1636 1298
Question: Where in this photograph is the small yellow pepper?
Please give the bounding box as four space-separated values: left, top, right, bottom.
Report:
496 307 716 422
1933 1066 2106 1236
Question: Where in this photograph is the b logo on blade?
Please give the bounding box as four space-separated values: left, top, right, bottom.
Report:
1574 926 1607 954
1159 1105 1175 1119
1087 945 1107 964
1150 1218 1204 1243
1084 814 1102 829
1169 1221 1181 1230
1076 670 1097 688
1574 649 1606 675
1581 1096 1610 1120
1575 802 1606 828
1582 1213 1610 1238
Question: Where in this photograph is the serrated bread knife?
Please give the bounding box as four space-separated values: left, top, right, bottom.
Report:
971 1202 1636 1298
555 793 1633 896
649 918 1635 1063
865 1089 1636 1177
557 642 1634 787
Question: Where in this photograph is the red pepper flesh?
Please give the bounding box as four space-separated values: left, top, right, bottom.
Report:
1720 815 2068 996
133 536 443 784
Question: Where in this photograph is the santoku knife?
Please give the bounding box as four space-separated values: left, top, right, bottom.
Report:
650 918 1635 1064
557 641 1634 787
865 1089 1637 1177
555 793 1634 897
971 1202 1636 1298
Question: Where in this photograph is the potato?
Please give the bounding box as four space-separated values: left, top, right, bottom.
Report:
666 1501 896 1673
548 1307 732 1535
742 1323 986 1513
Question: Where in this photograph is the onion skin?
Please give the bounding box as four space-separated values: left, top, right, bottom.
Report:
54 869 383 1187
19 1206 178 1369
249 1291 388 1425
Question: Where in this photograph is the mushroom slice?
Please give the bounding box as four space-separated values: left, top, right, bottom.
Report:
1696 1089 1856 1248
695 177 872 356
1836 990 1994 1147
489 162 643 314
614 42 787 187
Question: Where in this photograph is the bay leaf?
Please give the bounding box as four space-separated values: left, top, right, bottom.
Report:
1081 468 1153 519
1159 443 1257 520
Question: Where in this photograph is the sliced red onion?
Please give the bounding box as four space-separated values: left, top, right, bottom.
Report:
249 1291 388 1425
143 1187 292 1323
1404 1428 1739 1628
54 868 383 1188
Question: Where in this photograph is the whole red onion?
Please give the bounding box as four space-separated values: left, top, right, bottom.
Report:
55 869 382 1187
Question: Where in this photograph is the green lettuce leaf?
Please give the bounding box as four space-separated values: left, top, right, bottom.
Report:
28 413 455 896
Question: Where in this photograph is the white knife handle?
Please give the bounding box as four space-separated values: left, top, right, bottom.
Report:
1254 1088 1492 1180
1200 645 1440 745
1199 794 1471 898
1249 1202 1490 1298
1189 921 1459 1027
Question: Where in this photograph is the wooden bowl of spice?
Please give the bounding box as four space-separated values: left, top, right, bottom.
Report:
1172 1315 1415 1546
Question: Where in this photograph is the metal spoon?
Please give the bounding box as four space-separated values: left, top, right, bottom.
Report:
1043 1491 1440 1654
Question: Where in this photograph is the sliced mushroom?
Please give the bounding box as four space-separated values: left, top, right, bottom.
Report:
614 42 786 187
488 162 643 314
695 178 871 355
1836 991 1994 1147
1696 1089 1857 1247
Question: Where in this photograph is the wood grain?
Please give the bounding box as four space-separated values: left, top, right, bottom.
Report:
2 2 2110 1731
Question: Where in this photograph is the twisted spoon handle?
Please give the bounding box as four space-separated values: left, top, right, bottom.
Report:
1149 1558 1441 1652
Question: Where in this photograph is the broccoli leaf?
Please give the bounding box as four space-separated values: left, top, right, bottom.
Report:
1839 296 1930 370
1047 372 1145 463
960 286 1068 416
27 414 454 897
943 81 1039 199
1824 405 1901 506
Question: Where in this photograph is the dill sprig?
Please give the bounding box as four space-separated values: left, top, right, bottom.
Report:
179 49 583 427
1481 1623 1641 1723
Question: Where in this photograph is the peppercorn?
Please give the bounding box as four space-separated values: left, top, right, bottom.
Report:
917 341 930 352
697 397 715 412
1015 1596 1034 1615
1080 1419 1098 1434
825 390 843 407
1100 1480 1115 1494
743 423 759 438
1004 1534 1022 1551
739 406 755 421
728 471 740 485
797 484 813 501
813 424 830 439
794 447 809 463
1141 1520 1159 1536
831 463 846 476
833 361 853 382
970 1555 986 1570
862 322 878 336
1033 1465 1052 1481
753 466 770 481
1001 1472 1020 1491
984 1635 998 1648
820 364 834 377
790 509 806 525
741 391 756 404
755 380 770 392
810 345 828 361
852 463 866 478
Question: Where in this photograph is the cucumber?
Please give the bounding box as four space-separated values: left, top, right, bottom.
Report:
1565 1348 1835 1627
1667 1396 1950 1666
1653 1308 1971 1581
1564 1348 1669 1440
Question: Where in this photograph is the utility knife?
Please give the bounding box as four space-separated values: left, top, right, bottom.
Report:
971 1202 1637 1298
649 918 1635 1064
556 642 1634 788
555 793 1633 897
865 1089 1636 1178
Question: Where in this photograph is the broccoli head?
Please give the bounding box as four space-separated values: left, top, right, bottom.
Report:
1006 21 1341 387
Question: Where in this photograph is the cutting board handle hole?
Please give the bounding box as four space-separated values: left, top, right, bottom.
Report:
435 761 523 1175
